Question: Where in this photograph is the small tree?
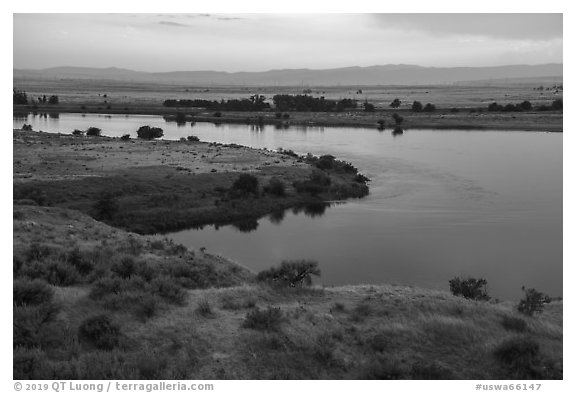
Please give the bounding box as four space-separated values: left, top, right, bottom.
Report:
86 127 102 136
423 103 436 112
256 260 321 287
13 89 28 105
449 277 490 301
137 126 164 140
517 287 551 316
518 101 532 111
551 99 563 110
390 98 401 108
120 134 130 141
363 101 375 112
412 101 423 112
392 113 404 125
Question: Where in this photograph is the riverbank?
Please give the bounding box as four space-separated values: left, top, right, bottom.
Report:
13 129 368 234
14 103 563 132
13 204 563 379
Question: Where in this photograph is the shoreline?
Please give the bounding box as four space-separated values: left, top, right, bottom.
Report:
14 104 563 132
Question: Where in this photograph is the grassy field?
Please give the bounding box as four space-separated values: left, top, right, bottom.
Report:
13 205 562 379
13 130 368 234
13 77 563 131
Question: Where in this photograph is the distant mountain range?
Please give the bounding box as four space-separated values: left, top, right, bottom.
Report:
13 64 563 86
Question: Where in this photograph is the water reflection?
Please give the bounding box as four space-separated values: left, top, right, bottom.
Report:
392 127 404 136
230 219 259 233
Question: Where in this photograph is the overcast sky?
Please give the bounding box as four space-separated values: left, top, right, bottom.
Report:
13 13 563 72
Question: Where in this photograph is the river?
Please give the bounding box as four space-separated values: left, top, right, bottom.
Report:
14 113 563 300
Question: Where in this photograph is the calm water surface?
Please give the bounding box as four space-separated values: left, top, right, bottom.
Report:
15 114 563 299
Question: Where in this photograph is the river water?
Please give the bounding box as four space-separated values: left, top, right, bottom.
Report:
14 113 562 299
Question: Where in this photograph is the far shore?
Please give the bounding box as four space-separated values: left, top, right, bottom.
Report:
14 103 563 132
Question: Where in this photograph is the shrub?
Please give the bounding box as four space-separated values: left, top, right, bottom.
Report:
150 276 187 305
86 127 102 136
13 89 28 105
449 277 490 301
275 112 283 119
72 129 84 136
111 256 137 279
494 337 540 372
412 101 423 112
66 247 94 275
518 101 532 111
187 135 200 142
232 174 259 195
195 298 214 317
102 291 160 321
390 98 401 108
517 287 550 316
242 307 284 331
363 102 375 112
22 124 33 131
551 99 562 110
45 260 80 286
377 119 385 130
120 134 130 141
137 126 164 140
502 315 528 332
48 95 59 105
13 279 54 306
93 192 119 220
214 112 222 118
392 113 404 125
256 260 320 287
77 314 121 350
423 103 436 112
13 302 61 348
263 177 286 196
293 170 331 196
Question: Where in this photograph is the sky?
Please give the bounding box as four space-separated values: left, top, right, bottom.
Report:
13 13 563 72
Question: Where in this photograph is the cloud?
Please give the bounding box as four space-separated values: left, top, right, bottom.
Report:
370 14 562 41
158 21 189 27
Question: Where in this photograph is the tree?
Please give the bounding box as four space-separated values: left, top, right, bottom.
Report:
423 103 436 112
136 126 164 140
412 101 423 112
390 98 401 108
48 95 59 105
13 89 28 105
363 101 375 112
517 101 532 111
551 99 563 110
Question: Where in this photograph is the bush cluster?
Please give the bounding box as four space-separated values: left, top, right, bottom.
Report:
448 277 490 301
256 260 320 288
137 126 164 140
